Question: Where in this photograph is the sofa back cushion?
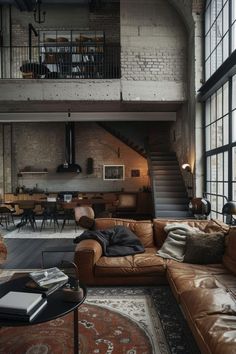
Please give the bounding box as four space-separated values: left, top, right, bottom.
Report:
94 218 154 247
223 227 236 274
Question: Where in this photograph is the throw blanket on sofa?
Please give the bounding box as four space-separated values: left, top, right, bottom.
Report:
74 225 145 257
156 223 200 262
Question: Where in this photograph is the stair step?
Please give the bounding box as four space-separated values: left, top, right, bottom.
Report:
154 185 186 192
152 169 181 175
152 175 182 181
149 154 177 163
152 165 180 170
155 210 191 217
149 154 176 160
154 180 184 186
155 191 188 198
150 159 179 165
155 204 189 211
154 197 189 204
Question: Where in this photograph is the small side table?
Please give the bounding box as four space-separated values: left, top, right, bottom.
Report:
0 274 86 354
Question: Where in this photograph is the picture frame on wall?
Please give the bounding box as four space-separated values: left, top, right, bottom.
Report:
103 165 125 180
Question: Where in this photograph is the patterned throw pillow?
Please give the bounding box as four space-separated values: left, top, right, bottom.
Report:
184 232 225 264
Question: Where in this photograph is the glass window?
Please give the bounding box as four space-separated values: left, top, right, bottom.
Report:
223 81 229 114
204 2 235 220
223 115 229 144
232 75 236 110
232 110 236 142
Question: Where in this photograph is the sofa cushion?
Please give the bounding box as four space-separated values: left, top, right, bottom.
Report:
223 227 236 275
195 314 236 354
95 218 154 248
181 288 236 319
184 232 225 264
204 219 230 234
95 248 165 276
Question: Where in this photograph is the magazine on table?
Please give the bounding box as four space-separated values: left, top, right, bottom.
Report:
29 267 68 286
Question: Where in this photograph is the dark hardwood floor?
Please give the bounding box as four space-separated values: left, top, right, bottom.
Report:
2 239 75 269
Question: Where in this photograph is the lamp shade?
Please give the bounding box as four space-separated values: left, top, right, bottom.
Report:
189 197 211 216
222 202 236 215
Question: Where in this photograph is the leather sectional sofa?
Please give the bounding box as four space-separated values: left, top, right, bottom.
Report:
74 217 236 354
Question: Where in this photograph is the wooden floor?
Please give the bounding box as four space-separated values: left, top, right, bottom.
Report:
2 238 75 269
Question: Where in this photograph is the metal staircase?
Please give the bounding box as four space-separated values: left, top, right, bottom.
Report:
149 149 191 218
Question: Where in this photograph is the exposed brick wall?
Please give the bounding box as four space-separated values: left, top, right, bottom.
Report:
121 48 186 82
120 0 187 85
11 122 149 193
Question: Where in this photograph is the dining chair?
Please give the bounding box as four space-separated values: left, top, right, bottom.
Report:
16 201 37 231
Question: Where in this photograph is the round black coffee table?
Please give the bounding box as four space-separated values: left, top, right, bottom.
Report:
0 275 86 354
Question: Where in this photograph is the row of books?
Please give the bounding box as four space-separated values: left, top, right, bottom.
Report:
0 267 69 322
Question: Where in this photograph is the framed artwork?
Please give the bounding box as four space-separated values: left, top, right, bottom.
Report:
131 169 140 177
103 165 125 181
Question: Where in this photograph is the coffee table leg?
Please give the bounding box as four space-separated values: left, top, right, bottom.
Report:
74 308 79 354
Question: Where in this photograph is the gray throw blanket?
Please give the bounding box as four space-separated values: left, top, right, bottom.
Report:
156 223 200 261
74 225 145 257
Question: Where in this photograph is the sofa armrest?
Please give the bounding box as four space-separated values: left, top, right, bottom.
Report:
74 239 103 285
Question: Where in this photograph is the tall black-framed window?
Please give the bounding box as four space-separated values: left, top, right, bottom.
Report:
204 0 236 220
205 0 236 80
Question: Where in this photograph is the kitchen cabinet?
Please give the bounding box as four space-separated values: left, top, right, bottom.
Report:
39 30 104 78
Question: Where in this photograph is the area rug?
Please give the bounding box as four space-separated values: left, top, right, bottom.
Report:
0 271 200 354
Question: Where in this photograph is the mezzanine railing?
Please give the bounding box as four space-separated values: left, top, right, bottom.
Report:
0 45 120 79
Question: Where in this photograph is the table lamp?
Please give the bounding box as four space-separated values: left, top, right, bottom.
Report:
189 197 211 219
222 201 236 225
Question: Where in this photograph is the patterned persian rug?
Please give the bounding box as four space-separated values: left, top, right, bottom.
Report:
0 271 200 354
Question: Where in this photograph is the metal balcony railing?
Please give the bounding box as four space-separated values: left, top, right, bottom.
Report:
0 45 121 79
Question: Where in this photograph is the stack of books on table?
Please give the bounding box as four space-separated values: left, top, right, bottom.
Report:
0 291 47 322
26 267 69 296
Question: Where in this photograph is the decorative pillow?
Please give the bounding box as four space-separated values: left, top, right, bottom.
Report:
184 232 225 264
156 223 201 261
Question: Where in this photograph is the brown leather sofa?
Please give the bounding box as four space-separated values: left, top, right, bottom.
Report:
74 217 236 354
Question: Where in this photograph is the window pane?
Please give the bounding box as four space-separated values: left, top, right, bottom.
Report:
223 34 229 61
205 33 211 58
233 0 236 23
211 122 217 149
232 22 236 52
217 87 222 118
223 114 229 144
223 2 229 34
232 110 236 142
232 75 236 110
205 98 211 125
233 147 236 181
224 151 228 181
223 81 229 114
233 183 236 200
217 119 223 147
206 126 211 150
205 58 211 80
216 12 223 45
211 155 217 180
207 156 211 180
211 93 216 122
218 153 223 180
